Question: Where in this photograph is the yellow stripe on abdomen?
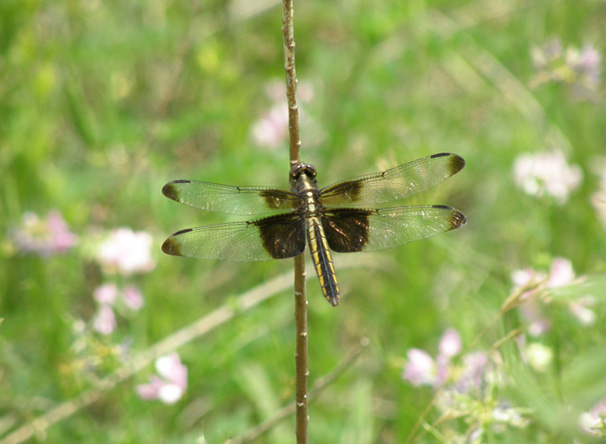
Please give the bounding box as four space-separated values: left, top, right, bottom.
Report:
307 217 340 306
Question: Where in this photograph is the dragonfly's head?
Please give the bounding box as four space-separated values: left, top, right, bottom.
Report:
290 163 318 191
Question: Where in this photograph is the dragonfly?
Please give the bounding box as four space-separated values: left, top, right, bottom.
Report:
162 152 466 306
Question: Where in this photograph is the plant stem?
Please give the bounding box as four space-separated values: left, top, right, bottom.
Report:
293 260 308 443
282 0 301 166
281 0 308 442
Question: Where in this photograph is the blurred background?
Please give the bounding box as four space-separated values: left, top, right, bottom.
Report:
1 0 606 442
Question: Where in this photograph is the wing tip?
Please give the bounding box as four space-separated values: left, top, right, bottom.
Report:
162 180 191 201
450 154 466 174
162 182 178 200
432 205 467 230
162 230 192 256
430 152 466 175
450 209 467 230
161 238 179 255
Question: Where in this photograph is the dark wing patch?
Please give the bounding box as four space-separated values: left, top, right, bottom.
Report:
255 214 307 259
323 205 466 253
162 180 299 216
320 153 465 207
322 209 372 253
161 214 306 261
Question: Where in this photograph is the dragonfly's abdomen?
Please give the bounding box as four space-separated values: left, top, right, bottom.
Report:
306 216 340 306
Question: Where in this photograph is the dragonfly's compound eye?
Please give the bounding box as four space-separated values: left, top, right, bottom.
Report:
290 163 317 180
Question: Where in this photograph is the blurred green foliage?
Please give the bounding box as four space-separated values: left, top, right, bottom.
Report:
1 0 606 442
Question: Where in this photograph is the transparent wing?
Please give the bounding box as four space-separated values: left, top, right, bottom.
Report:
162 214 306 261
323 205 466 253
162 180 300 216
320 153 465 207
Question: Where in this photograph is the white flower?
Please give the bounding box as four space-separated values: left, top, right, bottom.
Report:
136 353 188 404
513 150 582 204
579 399 606 436
492 402 530 429
97 228 156 275
524 342 553 373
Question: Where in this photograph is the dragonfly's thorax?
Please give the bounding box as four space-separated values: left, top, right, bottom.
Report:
303 189 322 217
291 164 323 217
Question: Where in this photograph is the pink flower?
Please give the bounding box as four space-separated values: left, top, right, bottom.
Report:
403 329 498 399
512 257 575 298
250 80 317 150
513 150 582 204
512 259 568 337
93 305 117 335
402 349 437 387
122 285 144 310
136 353 188 404
568 296 596 326
11 210 77 256
97 228 155 275
436 328 462 383
568 43 602 94
91 283 144 334
403 334 526 432
547 257 575 287
519 300 551 337
512 258 595 334
454 352 490 394
511 268 547 300
402 329 462 388
530 38 602 99
93 283 119 305
250 104 289 149
94 283 144 310
439 328 462 357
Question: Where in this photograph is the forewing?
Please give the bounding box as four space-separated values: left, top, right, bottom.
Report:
320 153 465 207
162 214 306 261
162 180 299 216
323 205 466 253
